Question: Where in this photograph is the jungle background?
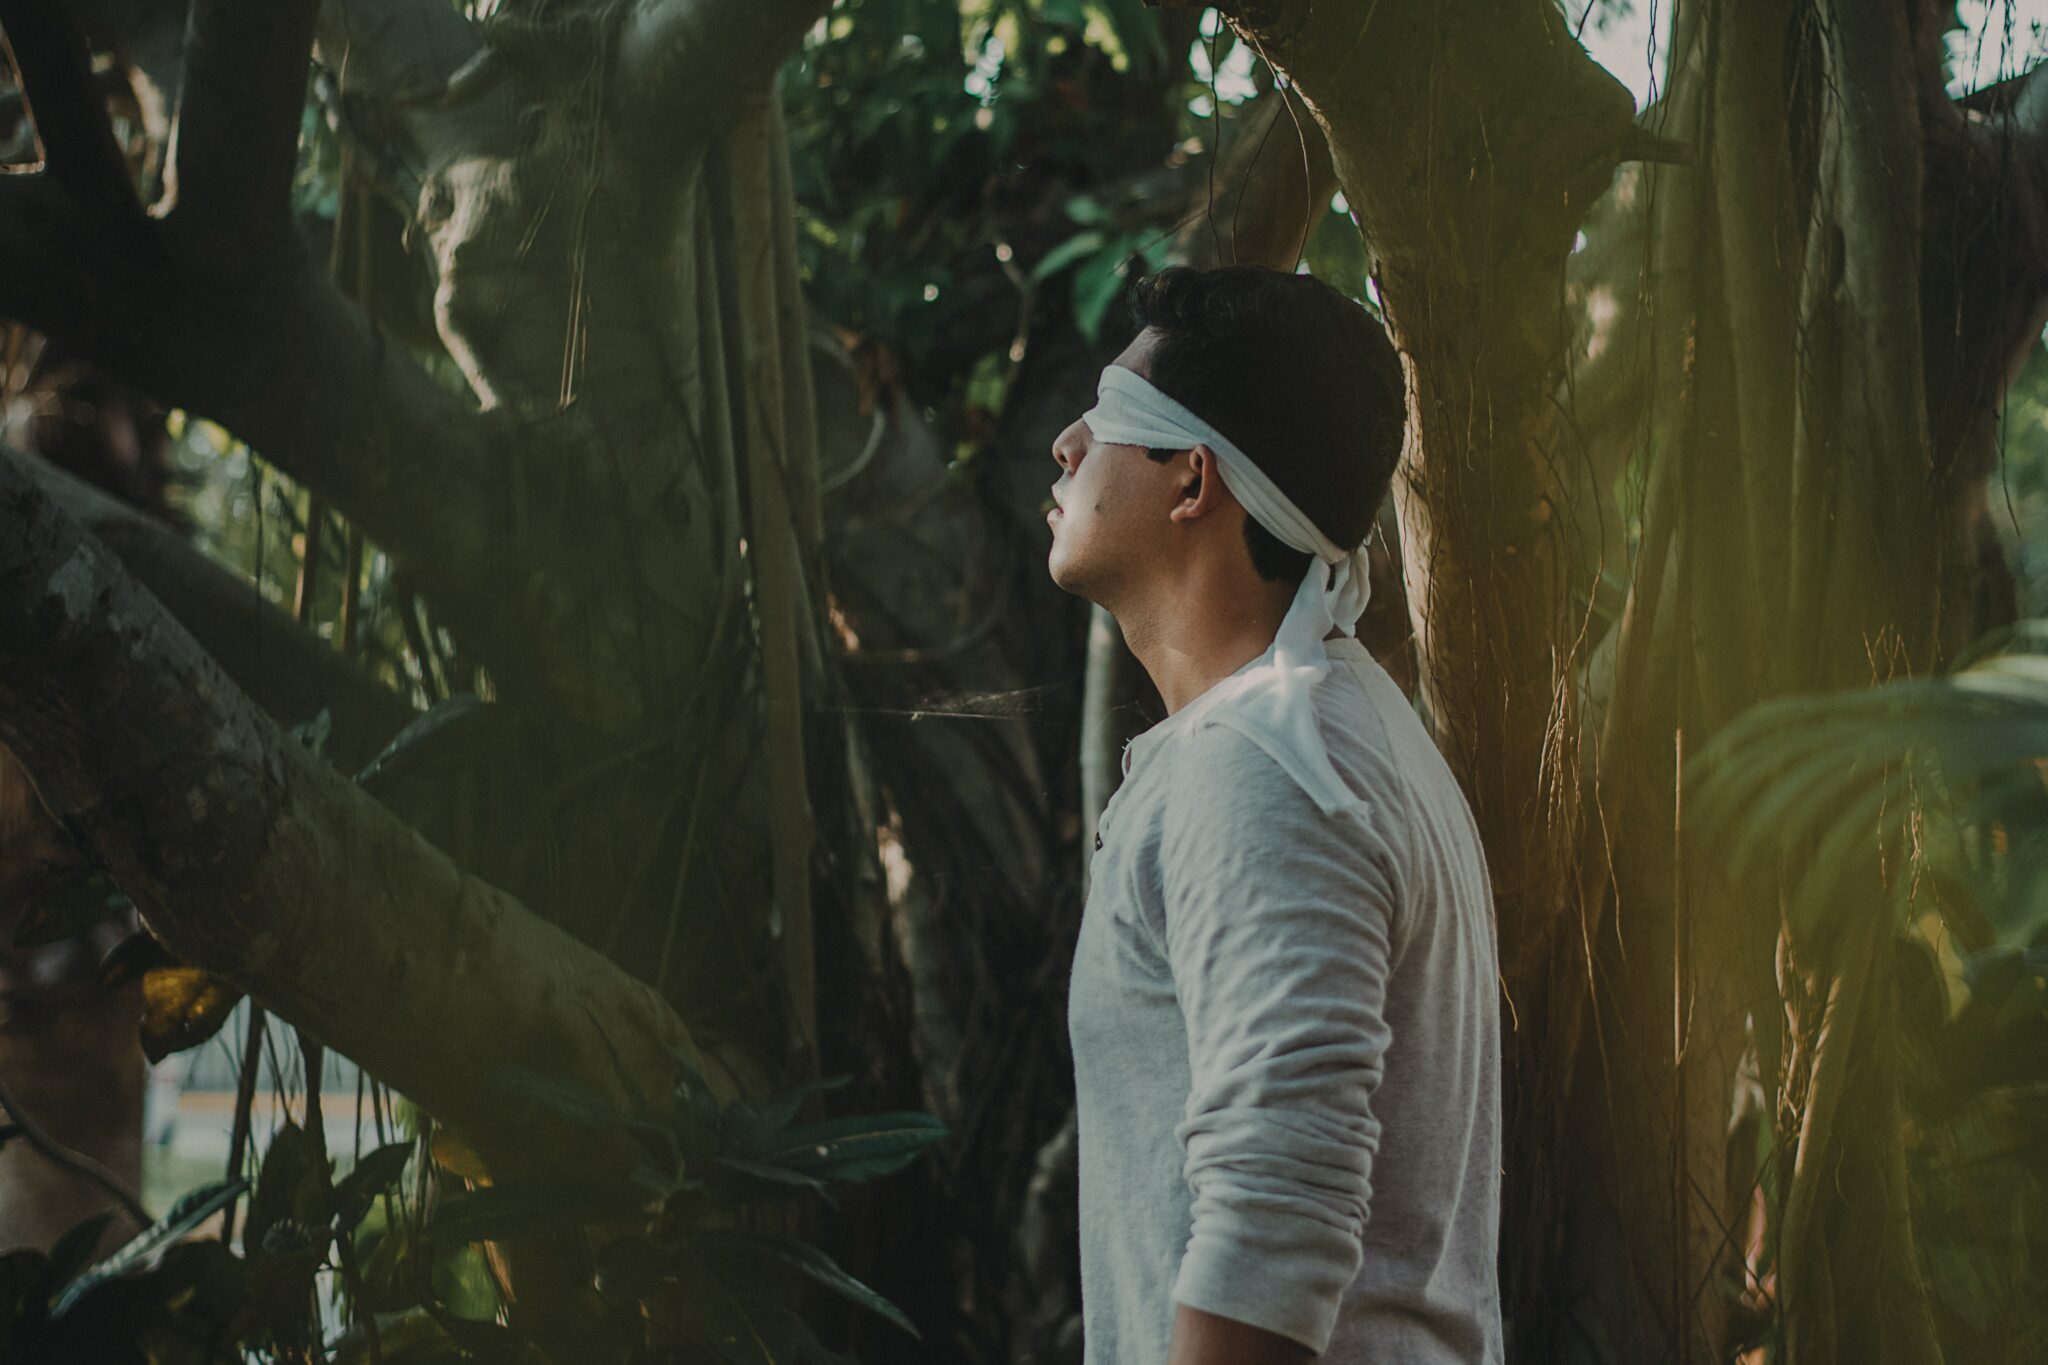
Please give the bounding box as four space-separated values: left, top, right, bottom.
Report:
2 0 2047 1362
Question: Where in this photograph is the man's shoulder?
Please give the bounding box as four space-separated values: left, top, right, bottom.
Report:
1155 715 1393 853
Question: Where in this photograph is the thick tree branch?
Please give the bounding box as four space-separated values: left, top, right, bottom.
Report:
2 445 413 770
0 0 141 230
165 0 320 233
0 454 705 1186
617 0 829 140
0 154 592 714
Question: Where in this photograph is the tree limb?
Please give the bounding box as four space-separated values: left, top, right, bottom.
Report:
0 145 593 712
0 452 702 1187
0 1072 151 1228
616 0 830 142
165 0 320 234
2 444 413 770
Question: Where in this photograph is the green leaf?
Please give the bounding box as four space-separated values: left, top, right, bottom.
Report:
1688 641 2048 951
40 1211 113 1299
746 1112 949 1183
1026 230 1106 285
723 1075 852 1151
1070 236 1152 343
672 1058 726 1173
54 1178 245 1315
353 693 489 788
243 1124 330 1345
1063 193 1109 226
246 1121 331 1256
45 1238 249 1358
685 1231 919 1338
332 1143 414 1231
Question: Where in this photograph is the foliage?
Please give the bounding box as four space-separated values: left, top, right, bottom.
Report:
0 1182 248 1365
1899 938 2048 1360
774 0 1363 456
1690 632 2048 949
777 0 1159 362
4 1061 945 1364
1689 630 2048 1359
421 1058 949 1365
1996 339 2048 617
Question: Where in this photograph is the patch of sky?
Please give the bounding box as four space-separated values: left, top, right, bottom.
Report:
1187 8 1258 119
1948 0 2048 95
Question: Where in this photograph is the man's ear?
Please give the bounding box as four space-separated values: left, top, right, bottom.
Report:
1166 444 1228 525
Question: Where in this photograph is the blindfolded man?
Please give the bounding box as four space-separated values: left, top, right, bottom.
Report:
1051 265 1503 1365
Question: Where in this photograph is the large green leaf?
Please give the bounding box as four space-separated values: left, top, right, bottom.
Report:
246 1121 331 1253
353 693 490 789
745 1112 950 1183
1027 229 1107 286
332 1142 414 1232
720 1075 853 1154
55 1178 245 1315
685 1231 919 1339
1689 638 2048 948
40 1211 114 1302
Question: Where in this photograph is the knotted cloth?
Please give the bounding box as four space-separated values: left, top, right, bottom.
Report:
1079 363 1375 817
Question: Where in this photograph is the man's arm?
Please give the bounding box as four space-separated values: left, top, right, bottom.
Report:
1157 727 1399 1357
1167 1303 1316 1365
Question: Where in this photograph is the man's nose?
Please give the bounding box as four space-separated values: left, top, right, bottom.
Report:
1052 421 1086 473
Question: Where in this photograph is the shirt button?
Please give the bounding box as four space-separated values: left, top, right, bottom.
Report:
1093 831 1104 851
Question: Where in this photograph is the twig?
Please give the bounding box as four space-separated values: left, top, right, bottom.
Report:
0 1073 151 1228
220 1002 267 1245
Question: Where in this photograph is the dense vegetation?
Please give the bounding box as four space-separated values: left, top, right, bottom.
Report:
1 1 2047 1363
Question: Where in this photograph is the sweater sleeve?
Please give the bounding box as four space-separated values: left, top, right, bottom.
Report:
1158 728 1397 1355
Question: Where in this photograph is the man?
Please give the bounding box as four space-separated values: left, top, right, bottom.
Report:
1050 265 1502 1365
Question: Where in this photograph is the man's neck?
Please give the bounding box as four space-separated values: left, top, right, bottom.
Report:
1114 568 1293 715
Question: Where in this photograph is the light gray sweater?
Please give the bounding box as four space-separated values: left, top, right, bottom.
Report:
1068 637 1502 1363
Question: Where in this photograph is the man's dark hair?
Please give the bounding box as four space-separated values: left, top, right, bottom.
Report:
1122 265 1406 583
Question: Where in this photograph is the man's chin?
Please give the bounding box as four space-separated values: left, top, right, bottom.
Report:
1048 566 1106 611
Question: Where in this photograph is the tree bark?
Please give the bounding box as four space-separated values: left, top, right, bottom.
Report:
0 453 713 1188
